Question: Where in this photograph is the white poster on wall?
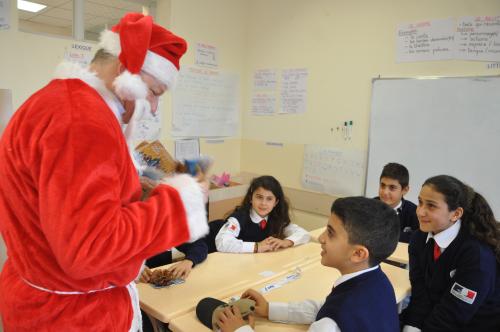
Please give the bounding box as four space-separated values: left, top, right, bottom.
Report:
302 145 366 197
252 69 277 115
455 16 500 61
172 67 239 137
396 18 455 62
196 43 218 68
253 69 277 90
0 0 10 30
64 43 94 66
252 93 276 115
175 138 200 161
134 104 162 142
280 68 308 114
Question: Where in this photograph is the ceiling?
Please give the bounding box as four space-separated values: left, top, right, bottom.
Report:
18 0 155 39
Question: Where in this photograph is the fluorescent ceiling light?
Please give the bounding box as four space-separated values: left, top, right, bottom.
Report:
18 0 47 13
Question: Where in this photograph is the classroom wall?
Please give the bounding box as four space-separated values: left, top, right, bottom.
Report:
157 0 249 177
241 0 500 186
2 0 499 233
238 0 500 227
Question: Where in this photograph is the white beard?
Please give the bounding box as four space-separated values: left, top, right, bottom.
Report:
123 99 151 142
123 99 152 172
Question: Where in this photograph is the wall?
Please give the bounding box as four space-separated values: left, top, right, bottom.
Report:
239 0 500 227
158 0 249 177
241 0 500 186
0 1 95 109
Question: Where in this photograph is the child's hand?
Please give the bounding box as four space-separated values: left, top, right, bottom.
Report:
138 267 152 283
216 305 255 332
241 289 269 318
167 260 194 279
139 176 158 200
256 239 273 253
266 237 294 251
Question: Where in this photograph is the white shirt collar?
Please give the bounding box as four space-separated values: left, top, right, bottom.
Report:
334 265 379 288
250 208 268 224
426 219 461 251
394 200 402 212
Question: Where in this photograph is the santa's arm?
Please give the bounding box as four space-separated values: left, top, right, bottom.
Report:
37 115 207 280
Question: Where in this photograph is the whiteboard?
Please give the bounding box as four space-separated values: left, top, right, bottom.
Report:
365 76 500 217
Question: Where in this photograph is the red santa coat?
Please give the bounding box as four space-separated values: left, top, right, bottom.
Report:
0 78 192 331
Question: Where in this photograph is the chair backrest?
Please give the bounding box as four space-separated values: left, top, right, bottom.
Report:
204 219 226 253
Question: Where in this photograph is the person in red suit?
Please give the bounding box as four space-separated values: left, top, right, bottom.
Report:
0 13 208 331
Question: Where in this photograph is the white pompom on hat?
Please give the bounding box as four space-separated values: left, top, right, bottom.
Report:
99 13 188 100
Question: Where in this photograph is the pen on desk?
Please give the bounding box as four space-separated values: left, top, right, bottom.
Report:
349 121 353 140
344 121 348 140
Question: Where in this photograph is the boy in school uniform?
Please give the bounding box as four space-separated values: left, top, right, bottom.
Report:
215 197 401 332
376 162 419 243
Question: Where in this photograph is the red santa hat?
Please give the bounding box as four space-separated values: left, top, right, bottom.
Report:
99 13 187 100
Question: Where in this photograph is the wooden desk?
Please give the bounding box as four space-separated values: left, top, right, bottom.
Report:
138 242 321 323
169 262 410 332
388 242 409 265
309 227 409 265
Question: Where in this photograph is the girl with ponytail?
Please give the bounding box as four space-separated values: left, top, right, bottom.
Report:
401 175 500 332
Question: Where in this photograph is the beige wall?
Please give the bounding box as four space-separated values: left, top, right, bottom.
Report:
5 0 499 189
240 0 500 188
238 0 500 229
0 1 95 110
161 0 249 176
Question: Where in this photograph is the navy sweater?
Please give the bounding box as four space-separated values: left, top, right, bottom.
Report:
146 238 208 269
316 267 399 332
229 209 271 243
401 228 500 331
375 197 419 243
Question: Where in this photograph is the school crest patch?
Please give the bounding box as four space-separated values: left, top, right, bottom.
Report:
450 282 477 304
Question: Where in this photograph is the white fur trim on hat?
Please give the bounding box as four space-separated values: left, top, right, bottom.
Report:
161 174 209 243
113 70 148 101
99 30 121 56
99 29 178 90
142 50 179 90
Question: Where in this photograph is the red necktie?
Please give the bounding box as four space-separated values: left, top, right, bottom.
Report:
433 242 441 261
260 219 267 230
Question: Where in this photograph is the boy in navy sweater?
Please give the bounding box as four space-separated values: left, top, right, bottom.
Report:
376 162 419 243
216 197 401 332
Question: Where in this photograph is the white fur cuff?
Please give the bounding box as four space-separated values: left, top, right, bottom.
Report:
161 174 209 242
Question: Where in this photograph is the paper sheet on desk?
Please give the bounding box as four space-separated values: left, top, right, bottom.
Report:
260 267 302 294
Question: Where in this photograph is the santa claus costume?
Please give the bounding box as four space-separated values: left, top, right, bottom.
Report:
0 13 208 331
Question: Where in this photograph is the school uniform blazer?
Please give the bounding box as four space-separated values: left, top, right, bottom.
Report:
402 228 500 331
146 238 208 268
374 197 419 243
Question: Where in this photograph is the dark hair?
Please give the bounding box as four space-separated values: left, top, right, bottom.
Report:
423 175 500 263
380 162 410 188
91 49 117 64
234 175 291 238
331 197 399 266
